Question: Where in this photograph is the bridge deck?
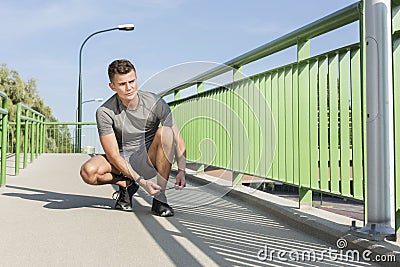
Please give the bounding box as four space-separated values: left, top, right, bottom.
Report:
0 154 386 266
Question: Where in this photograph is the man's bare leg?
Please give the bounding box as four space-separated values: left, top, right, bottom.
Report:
80 155 139 211
80 155 126 186
147 126 175 216
148 126 175 189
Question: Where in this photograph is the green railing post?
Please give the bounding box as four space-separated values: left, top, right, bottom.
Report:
233 65 243 82
232 65 243 186
38 116 42 155
197 81 204 93
30 113 35 163
15 103 22 175
297 39 312 209
23 110 29 168
41 117 45 154
43 117 46 153
39 115 44 154
174 90 180 101
35 115 40 158
196 82 205 173
0 91 8 187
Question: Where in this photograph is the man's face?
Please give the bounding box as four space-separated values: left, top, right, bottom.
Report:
109 69 138 105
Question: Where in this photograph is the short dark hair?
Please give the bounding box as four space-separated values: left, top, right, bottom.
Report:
108 59 136 82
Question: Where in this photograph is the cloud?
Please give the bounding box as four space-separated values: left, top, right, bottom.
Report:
0 0 99 40
0 0 185 42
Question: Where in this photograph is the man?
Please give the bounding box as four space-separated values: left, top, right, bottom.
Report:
80 59 186 217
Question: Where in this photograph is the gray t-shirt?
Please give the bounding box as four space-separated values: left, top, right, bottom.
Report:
96 90 174 153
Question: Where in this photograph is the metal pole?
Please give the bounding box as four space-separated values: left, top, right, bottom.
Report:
76 28 118 153
76 25 133 153
361 0 395 237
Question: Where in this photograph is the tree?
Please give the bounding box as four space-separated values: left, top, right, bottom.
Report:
0 64 72 153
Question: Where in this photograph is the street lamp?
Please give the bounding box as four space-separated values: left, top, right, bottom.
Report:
75 98 104 121
76 24 134 152
82 98 104 105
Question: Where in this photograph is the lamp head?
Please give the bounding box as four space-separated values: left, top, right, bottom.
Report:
118 24 135 31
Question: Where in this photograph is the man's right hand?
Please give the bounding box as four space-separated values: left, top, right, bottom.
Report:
140 179 161 196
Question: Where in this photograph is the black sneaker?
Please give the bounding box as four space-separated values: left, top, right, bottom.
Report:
113 186 132 211
112 181 139 211
151 197 175 217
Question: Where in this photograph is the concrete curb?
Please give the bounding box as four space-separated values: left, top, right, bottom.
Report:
175 169 400 266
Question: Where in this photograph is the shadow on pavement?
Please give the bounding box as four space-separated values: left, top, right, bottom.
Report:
129 187 377 267
3 185 114 210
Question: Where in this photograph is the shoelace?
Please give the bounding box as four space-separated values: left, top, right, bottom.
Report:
160 185 176 192
112 188 126 200
112 190 120 200
112 180 138 200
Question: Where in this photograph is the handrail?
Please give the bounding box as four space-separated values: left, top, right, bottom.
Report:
15 103 45 175
160 2 360 97
20 116 44 124
0 91 8 187
18 103 45 118
44 122 99 154
45 122 96 125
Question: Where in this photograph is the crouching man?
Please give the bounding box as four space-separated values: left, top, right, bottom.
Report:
80 59 186 217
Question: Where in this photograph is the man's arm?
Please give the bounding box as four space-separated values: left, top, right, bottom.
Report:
171 123 186 188
155 96 186 188
100 133 160 195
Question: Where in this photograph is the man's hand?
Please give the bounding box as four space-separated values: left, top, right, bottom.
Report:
175 170 186 190
140 179 161 196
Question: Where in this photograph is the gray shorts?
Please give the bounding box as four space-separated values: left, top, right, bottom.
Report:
124 147 157 179
102 147 157 179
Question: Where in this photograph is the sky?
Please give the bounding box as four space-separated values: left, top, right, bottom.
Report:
0 0 359 123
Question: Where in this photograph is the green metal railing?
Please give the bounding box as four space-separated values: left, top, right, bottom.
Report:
0 91 9 186
161 3 364 200
44 122 98 154
167 44 363 199
0 94 48 184
14 103 46 175
1 97 99 183
160 1 400 233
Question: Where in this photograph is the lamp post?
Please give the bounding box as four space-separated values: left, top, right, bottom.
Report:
76 24 134 152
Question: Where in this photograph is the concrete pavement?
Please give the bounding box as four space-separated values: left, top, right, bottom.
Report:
0 154 388 266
